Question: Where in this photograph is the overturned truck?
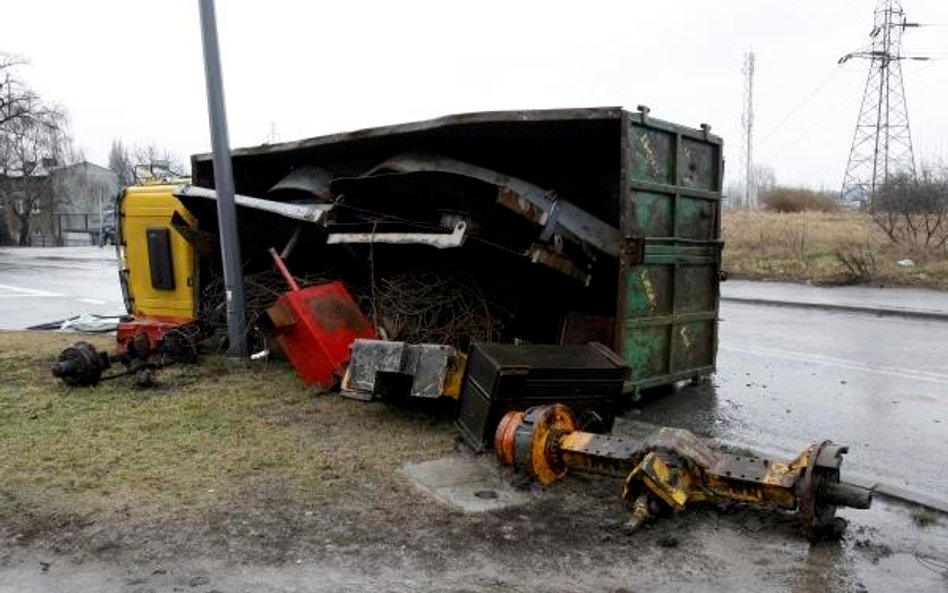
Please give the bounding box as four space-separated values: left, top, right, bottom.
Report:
118 106 723 395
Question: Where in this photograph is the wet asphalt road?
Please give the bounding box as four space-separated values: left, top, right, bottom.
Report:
631 300 948 503
0 247 125 329
1 247 946 500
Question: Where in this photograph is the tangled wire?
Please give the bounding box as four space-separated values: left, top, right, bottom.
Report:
197 267 507 353
364 270 507 348
198 269 335 353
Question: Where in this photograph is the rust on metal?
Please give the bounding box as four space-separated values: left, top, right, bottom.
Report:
524 404 576 485
560 432 642 477
263 304 296 332
495 404 873 541
497 186 547 225
494 410 523 467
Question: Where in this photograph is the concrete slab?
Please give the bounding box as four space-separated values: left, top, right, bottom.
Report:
400 455 534 513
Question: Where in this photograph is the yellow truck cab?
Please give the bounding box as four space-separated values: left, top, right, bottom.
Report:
116 183 197 322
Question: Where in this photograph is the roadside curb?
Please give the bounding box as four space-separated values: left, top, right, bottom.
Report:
721 296 948 322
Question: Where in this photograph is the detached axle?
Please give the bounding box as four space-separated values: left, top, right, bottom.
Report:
51 341 112 386
495 404 872 541
51 321 201 387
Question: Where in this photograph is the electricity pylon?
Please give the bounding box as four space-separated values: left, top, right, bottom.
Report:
840 0 922 207
739 52 757 209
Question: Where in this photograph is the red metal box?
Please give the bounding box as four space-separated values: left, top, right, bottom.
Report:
269 282 376 389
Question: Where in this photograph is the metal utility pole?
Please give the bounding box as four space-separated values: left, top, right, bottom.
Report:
738 52 757 209
197 0 247 357
840 0 922 207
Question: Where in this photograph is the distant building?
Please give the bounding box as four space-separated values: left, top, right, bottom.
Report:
0 161 119 246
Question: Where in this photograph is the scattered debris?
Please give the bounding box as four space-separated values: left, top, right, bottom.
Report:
367 270 508 348
342 339 465 400
259 248 376 389
455 342 629 452
27 314 123 333
494 403 872 541
198 268 336 353
51 322 201 387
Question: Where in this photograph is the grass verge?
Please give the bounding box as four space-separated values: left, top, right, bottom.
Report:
0 331 455 523
723 210 948 289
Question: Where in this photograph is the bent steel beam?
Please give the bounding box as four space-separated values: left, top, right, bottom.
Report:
372 152 621 258
174 185 333 225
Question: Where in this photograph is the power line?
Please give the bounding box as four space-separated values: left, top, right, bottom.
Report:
758 92 854 160
758 65 841 146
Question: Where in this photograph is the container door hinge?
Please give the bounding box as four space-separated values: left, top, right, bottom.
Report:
621 236 645 266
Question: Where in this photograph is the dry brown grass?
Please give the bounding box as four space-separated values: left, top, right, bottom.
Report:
723 210 948 289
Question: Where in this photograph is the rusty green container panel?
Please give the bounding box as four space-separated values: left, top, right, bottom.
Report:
620 111 723 395
621 242 720 390
187 106 722 397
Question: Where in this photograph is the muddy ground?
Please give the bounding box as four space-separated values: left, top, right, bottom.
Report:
2 472 946 592
1 332 947 592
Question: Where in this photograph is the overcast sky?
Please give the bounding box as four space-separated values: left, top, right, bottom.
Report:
2 0 946 191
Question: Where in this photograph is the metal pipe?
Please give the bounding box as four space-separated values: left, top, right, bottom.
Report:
268 247 300 292
280 225 302 260
197 0 247 358
823 482 874 510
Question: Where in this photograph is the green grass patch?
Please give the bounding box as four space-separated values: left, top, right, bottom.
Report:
0 331 455 520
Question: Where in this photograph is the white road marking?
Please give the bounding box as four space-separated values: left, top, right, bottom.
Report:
722 344 948 385
77 298 108 305
0 283 63 298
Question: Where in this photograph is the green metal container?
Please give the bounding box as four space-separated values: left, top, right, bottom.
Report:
189 106 723 397
619 110 723 395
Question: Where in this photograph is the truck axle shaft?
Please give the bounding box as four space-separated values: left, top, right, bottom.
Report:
495 404 872 541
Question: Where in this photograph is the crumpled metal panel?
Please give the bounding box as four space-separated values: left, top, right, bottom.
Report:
371 152 621 258
267 166 334 202
345 339 457 399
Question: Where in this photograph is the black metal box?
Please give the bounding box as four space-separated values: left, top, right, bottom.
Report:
455 342 629 452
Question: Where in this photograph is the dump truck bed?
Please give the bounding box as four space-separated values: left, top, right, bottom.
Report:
188 107 723 394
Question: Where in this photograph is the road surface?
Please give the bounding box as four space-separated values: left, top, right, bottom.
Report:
0 247 125 329
632 300 948 504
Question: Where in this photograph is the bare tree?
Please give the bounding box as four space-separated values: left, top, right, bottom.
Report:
108 139 135 187
0 55 75 245
131 144 188 181
109 139 188 184
1 55 39 128
0 55 32 244
753 164 776 196
0 108 71 245
871 164 948 254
